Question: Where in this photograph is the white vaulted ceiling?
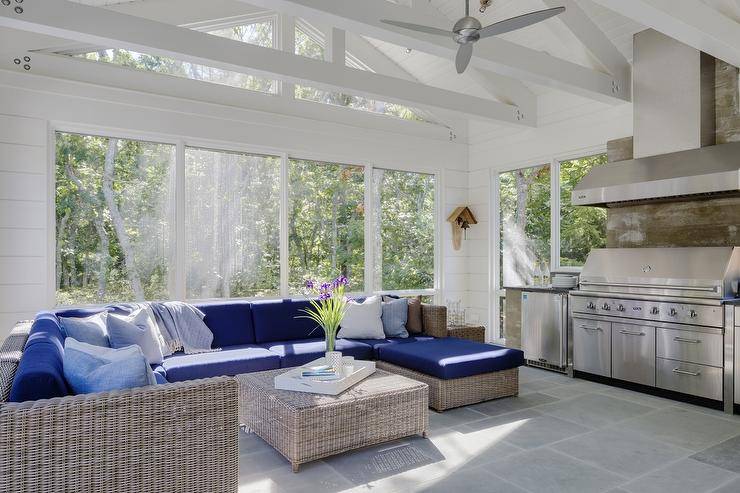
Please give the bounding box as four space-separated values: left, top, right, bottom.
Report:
3 0 738 140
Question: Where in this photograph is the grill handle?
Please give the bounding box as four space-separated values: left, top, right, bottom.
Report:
672 368 701 377
619 330 645 336
673 337 701 344
580 281 718 293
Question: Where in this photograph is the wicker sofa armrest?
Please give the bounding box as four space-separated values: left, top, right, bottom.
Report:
421 304 448 338
0 376 239 493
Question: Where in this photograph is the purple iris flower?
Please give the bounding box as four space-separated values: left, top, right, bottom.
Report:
320 282 332 292
305 279 315 290
318 292 332 300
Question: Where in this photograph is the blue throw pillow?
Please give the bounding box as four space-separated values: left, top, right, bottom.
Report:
381 298 409 338
107 309 165 365
59 312 110 347
63 338 156 395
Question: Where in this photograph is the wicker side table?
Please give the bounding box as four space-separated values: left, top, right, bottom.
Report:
446 325 486 343
237 368 428 472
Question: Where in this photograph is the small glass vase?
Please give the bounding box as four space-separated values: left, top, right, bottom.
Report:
325 350 343 373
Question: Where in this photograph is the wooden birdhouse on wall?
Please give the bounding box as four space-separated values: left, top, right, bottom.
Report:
447 206 477 251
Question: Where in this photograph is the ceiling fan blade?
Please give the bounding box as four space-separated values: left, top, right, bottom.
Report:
455 42 474 74
478 6 565 39
380 19 452 37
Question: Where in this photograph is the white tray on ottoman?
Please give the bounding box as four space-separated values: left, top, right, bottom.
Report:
274 358 376 395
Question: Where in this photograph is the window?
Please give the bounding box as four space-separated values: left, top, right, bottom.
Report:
293 22 428 123
185 148 281 299
372 169 435 290
70 19 278 94
55 132 175 304
287 159 365 293
559 154 608 266
498 164 551 288
493 152 608 340
55 134 438 306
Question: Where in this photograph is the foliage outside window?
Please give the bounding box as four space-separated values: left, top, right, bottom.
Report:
559 154 608 266
56 134 437 305
185 148 281 299
499 164 551 288
373 169 435 290
293 24 426 122
287 159 365 294
73 20 278 93
56 132 175 304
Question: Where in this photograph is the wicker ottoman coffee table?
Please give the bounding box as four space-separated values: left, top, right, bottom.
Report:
237 368 429 472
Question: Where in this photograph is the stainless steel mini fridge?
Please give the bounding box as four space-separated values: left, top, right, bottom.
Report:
521 290 568 372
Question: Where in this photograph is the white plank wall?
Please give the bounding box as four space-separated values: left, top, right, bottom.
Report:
0 114 49 338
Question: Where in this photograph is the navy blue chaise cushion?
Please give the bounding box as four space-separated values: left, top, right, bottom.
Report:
377 338 524 380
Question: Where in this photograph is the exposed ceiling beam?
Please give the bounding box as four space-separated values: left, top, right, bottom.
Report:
466 69 537 122
592 0 740 68
0 0 531 125
542 0 631 83
242 0 630 103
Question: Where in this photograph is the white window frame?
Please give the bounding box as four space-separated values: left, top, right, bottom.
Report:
490 145 606 340
50 124 441 307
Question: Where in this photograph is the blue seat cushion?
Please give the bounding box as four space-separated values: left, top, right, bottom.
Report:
251 299 324 344
195 301 256 347
349 336 435 358
161 345 280 382
377 338 524 380
9 313 70 402
260 338 373 368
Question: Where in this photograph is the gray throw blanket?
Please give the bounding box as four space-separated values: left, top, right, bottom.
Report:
124 302 217 355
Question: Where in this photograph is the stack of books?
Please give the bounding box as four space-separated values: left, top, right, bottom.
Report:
300 365 341 381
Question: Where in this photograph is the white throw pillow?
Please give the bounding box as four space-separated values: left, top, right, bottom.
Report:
338 296 385 340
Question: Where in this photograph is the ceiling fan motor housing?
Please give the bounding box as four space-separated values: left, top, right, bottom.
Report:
453 16 482 44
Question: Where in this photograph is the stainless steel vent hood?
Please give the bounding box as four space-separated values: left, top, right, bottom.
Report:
573 30 739 208
571 142 740 207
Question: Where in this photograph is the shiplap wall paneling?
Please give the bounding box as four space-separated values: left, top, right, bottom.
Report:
0 114 49 339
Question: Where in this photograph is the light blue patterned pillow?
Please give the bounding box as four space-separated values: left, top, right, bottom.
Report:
59 312 110 347
381 298 409 338
63 338 156 395
107 309 164 365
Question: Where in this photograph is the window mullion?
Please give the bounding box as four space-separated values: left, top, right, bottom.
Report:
174 140 187 301
279 153 290 298
550 158 561 272
364 165 374 296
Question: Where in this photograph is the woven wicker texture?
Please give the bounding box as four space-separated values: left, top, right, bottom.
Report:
446 325 486 343
0 322 32 403
238 369 429 471
0 375 240 493
421 305 448 338
376 361 518 412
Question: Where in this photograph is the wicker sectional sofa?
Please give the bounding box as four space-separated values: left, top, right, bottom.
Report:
1 298 523 492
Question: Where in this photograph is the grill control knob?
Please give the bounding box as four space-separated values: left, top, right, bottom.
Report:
669 308 677 317
587 302 596 310
602 303 610 311
650 307 660 315
617 304 625 312
689 309 698 318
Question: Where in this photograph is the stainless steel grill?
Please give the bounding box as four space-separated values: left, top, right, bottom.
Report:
569 247 740 412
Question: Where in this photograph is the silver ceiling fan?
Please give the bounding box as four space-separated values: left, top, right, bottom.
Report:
381 0 565 74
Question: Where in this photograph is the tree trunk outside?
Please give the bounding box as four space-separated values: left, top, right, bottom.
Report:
102 138 145 300
56 211 69 290
65 161 110 299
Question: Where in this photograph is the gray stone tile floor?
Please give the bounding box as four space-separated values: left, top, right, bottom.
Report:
238 366 740 492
